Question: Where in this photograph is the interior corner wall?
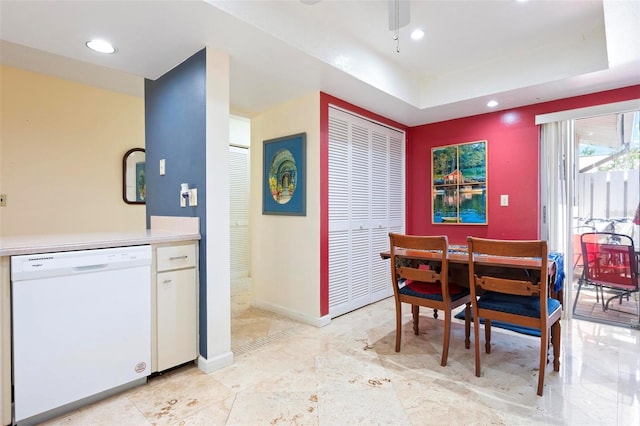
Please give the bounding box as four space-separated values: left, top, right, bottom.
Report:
144 49 208 355
0 65 146 236
250 92 322 323
406 85 640 244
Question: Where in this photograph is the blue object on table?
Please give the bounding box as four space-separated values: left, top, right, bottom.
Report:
549 251 565 293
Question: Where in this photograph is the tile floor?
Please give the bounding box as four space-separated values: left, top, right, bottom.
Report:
43 279 640 426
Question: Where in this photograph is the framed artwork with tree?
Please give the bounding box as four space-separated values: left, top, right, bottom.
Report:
431 140 487 224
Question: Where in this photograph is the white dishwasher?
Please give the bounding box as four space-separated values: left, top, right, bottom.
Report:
11 245 152 425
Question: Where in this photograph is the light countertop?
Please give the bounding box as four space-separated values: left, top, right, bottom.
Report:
0 230 200 257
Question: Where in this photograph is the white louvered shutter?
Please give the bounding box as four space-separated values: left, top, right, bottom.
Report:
389 130 406 235
229 145 250 279
370 129 391 301
328 114 351 310
328 107 405 317
349 120 372 308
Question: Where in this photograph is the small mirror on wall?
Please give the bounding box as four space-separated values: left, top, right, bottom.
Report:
123 148 146 204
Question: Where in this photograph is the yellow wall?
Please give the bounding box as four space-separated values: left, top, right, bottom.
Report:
0 65 145 236
250 92 322 322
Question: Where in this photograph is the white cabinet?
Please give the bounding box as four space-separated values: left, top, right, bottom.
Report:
153 242 198 372
0 257 10 426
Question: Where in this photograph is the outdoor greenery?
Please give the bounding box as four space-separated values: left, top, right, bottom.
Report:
432 146 457 179
458 142 486 180
597 146 640 171
580 144 640 172
432 142 486 182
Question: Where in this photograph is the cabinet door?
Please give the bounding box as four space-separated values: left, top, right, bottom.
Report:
157 268 197 371
1 258 10 426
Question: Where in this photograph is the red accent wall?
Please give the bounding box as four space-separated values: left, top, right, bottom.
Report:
407 85 640 245
319 86 639 315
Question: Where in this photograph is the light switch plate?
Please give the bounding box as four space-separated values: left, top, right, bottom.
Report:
188 188 198 206
159 159 166 176
500 194 509 206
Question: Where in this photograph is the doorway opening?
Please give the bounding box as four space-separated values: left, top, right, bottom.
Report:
571 110 640 328
228 116 303 354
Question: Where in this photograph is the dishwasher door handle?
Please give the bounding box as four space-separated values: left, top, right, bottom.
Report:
72 264 109 273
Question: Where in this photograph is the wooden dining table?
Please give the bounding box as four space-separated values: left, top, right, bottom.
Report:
380 244 565 303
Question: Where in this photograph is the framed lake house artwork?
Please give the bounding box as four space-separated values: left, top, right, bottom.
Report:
263 132 306 216
431 140 487 224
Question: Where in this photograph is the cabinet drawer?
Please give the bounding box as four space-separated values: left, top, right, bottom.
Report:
156 244 196 272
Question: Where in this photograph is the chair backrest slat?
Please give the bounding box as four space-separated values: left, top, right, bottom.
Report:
390 233 448 253
469 237 545 258
475 276 540 296
398 266 440 283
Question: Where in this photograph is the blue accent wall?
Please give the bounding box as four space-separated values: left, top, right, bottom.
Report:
144 49 208 357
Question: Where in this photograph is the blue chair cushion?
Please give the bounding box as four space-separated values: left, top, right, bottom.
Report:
477 292 561 318
399 280 470 301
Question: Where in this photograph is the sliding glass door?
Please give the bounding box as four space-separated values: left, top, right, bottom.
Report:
539 102 639 327
572 111 639 326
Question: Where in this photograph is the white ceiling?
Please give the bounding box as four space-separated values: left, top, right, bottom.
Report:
1 0 639 126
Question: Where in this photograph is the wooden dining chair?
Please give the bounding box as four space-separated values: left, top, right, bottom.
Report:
467 237 562 396
388 233 471 366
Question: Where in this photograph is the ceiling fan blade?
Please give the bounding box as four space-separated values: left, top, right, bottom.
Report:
388 0 410 31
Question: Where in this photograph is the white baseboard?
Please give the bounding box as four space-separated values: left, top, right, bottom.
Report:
197 351 233 374
252 298 331 327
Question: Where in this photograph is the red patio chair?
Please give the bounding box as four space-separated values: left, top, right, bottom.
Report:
577 232 639 314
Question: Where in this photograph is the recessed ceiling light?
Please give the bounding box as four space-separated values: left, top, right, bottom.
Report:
487 100 499 108
86 39 116 54
411 29 425 40
333 55 352 72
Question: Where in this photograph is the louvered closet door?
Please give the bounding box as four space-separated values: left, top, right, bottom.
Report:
388 131 405 237
328 115 351 311
349 121 373 310
229 146 250 279
370 129 391 302
328 107 405 318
